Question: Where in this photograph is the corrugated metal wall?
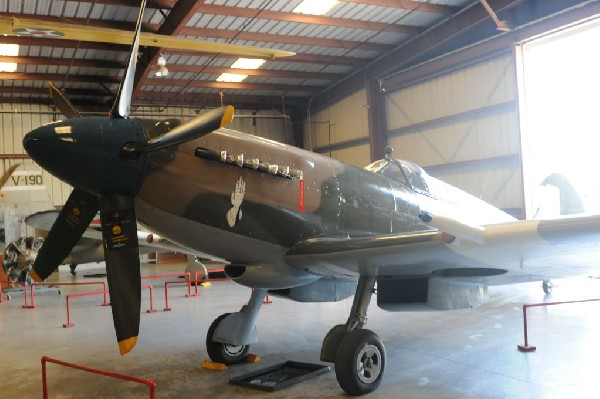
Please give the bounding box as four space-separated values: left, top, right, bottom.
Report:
0 103 70 207
305 89 372 168
0 104 291 207
304 53 522 215
384 53 523 215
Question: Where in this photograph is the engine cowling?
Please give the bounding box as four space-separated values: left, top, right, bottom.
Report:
224 264 320 289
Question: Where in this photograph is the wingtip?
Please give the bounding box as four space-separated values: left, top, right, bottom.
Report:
30 269 43 283
118 336 138 356
220 105 234 127
276 50 296 58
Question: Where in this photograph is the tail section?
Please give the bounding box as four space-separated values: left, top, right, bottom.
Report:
534 173 585 218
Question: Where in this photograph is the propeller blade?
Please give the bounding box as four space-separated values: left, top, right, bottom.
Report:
48 82 81 119
99 193 141 356
121 105 234 157
30 188 98 282
0 163 20 195
110 0 146 119
0 16 295 58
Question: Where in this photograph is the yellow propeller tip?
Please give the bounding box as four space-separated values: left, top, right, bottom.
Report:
30 269 43 283
220 105 234 127
118 336 138 356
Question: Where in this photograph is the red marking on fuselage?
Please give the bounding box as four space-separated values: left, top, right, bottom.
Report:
299 179 305 212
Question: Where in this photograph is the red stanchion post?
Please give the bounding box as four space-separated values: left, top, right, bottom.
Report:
22 281 36 309
194 271 202 296
42 356 48 399
517 304 536 352
27 281 110 308
28 282 37 308
41 356 156 398
142 285 157 313
517 298 600 352
63 291 108 328
185 272 195 297
163 281 171 311
163 280 196 311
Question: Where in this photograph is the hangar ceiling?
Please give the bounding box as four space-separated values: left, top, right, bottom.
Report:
0 0 584 113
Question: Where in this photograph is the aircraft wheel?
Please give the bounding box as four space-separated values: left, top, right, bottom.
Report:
206 313 249 365
542 280 553 294
335 329 386 396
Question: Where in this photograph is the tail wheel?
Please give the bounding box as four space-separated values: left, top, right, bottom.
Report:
335 329 386 396
542 280 553 294
206 313 249 365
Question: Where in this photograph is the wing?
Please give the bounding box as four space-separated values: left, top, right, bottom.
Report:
0 16 294 58
286 214 600 284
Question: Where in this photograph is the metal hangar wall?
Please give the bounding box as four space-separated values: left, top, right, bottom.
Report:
306 1 600 219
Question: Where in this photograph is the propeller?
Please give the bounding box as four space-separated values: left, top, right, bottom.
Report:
48 82 81 119
0 163 21 197
24 0 235 356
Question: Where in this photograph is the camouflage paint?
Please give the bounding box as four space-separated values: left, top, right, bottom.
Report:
135 127 432 268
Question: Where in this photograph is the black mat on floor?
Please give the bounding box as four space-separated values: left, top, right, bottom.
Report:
229 361 330 392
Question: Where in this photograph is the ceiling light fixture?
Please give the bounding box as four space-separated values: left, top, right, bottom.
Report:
216 73 248 83
0 43 18 72
155 55 168 77
293 0 338 15
231 58 265 70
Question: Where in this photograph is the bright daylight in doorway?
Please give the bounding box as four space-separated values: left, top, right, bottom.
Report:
519 18 600 217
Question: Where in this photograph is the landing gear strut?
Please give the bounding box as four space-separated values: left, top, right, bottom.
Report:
206 288 267 365
321 275 385 396
206 313 249 364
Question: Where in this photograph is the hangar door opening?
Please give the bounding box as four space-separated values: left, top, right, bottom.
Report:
518 18 600 219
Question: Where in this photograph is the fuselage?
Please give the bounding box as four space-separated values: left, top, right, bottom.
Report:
134 127 514 273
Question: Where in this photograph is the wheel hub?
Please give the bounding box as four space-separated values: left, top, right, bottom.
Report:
223 343 246 357
356 344 382 384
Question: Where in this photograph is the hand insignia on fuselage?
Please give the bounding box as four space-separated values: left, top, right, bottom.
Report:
226 177 246 228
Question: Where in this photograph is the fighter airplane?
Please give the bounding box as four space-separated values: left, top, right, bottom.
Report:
21 1 600 396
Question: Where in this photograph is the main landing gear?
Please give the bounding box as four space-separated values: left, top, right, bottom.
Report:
206 288 267 365
321 275 385 396
205 278 384 396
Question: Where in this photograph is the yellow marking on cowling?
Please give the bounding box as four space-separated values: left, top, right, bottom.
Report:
118 336 138 356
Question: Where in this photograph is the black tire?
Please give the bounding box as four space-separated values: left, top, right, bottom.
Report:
321 324 350 362
335 329 386 396
206 313 249 365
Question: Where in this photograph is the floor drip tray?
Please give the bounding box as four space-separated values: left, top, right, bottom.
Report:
229 361 330 392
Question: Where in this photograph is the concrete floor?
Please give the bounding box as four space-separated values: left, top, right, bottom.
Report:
2 262 600 399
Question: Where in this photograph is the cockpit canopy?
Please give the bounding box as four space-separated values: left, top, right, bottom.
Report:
365 158 430 193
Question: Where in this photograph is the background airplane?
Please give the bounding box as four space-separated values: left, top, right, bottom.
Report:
0 164 53 248
25 208 224 277
20 1 600 396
